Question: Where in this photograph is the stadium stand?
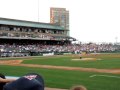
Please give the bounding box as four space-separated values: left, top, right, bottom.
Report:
0 17 120 57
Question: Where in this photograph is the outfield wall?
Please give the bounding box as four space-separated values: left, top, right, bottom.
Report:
1 51 120 57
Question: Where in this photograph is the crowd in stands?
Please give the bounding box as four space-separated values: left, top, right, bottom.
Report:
0 42 120 57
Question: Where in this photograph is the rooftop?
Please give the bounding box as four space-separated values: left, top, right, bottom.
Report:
0 17 65 30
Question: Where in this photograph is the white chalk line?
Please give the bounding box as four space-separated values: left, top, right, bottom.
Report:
89 74 120 79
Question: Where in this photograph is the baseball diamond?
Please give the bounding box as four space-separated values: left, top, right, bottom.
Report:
0 54 120 90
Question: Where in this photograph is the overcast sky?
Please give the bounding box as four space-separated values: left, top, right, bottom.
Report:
0 0 120 43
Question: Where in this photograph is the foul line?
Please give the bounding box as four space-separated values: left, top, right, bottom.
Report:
89 74 120 79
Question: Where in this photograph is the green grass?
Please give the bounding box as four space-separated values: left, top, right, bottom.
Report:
0 65 120 90
0 54 120 90
21 54 120 69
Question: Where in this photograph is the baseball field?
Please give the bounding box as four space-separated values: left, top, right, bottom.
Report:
0 53 120 90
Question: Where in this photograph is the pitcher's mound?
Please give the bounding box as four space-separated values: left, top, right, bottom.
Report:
72 58 101 61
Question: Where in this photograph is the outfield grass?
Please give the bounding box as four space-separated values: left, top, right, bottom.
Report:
0 65 120 90
21 54 120 69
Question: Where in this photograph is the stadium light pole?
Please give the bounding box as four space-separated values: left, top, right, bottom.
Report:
115 37 118 44
38 0 39 22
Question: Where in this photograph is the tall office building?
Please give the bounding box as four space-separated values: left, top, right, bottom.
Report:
50 7 69 30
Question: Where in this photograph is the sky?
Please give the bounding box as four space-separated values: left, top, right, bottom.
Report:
0 0 120 43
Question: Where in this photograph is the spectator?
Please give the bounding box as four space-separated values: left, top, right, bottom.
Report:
0 73 15 90
3 73 44 90
70 85 87 90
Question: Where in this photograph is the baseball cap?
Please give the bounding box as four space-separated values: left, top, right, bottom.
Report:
3 73 44 90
